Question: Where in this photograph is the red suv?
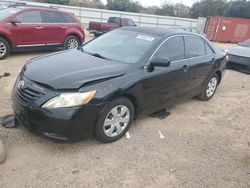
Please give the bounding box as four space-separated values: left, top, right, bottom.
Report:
0 5 85 59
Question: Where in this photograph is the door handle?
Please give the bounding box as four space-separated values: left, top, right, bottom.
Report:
61 26 68 29
35 26 43 29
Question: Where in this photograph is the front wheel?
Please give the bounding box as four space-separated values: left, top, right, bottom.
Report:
95 97 134 143
64 35 81 50
198 73 219 101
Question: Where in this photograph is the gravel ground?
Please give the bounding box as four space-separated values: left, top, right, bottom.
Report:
0 39 249 187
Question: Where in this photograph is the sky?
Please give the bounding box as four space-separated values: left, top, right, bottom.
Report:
101 0 197 7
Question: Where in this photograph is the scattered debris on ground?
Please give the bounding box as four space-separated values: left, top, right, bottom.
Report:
72 170 80 175
150 109 171 120
0 139 7 164
125 132 130 139
0 72 10 79
0 115 16 128
158 131 165 139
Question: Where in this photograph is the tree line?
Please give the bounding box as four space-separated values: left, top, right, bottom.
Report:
31 0 250 19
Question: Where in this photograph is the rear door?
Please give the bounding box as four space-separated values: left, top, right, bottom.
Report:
10 10 44 46
184 36 215 95
40 10 67 45
141 36 190 112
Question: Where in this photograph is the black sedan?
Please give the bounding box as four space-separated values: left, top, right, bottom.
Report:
12 26 227 143
227 39 250 74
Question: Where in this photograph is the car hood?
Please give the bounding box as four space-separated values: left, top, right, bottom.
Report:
227 46 250 58
23 50 130 90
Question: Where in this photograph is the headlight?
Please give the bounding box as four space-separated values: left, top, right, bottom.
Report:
42 90 96 109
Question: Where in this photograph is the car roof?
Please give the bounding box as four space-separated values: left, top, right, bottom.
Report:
16 6 59 11
120 26 196 37
3 4 60 12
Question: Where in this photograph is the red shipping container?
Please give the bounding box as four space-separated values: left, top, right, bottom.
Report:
205 16 250 43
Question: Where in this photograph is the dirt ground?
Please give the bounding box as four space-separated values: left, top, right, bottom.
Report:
0 38 249 188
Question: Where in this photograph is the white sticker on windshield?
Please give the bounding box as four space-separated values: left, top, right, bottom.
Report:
10 11 18 13
136 35 155 41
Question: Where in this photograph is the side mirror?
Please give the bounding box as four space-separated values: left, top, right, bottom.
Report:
150 57 171 67
9 18 21 25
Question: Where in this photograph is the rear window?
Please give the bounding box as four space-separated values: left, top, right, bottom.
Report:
191 28 199 34
0 8 21 21
41 11 76 23
185 36 206 58
62 13 76 23
108 17 120 24
127 19 136 26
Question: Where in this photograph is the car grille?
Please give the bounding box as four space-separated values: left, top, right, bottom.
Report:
16 87 43 103
15 78 44 103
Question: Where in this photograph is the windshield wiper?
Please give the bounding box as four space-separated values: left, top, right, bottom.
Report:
91 53 107 59
87 52 109 60
81 49 112 60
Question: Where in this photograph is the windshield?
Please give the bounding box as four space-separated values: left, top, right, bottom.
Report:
0 8 21 21
82 30 158 64
239 39 250 47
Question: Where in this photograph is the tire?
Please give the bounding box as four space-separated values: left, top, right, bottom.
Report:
0 37 10 60
63 35 81 50
93 33 99 38
95 97 134 143
198 73 219 101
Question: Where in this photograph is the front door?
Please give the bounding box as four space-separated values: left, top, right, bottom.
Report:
141 36 190 113
10 10 45 46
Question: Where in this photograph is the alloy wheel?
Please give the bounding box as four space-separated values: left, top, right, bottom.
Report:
67 39 79 49
0 41 7 57
206 77 218 98
103 105 130 137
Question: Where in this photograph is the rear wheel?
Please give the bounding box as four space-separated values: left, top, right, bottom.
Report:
198 73 219 101
95 97 134 143
0 37 10 60
64 35 80 50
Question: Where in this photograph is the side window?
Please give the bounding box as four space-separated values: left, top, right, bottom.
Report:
41 11 64 23
185 36 206 58
154 36 185 61
17 11 41 23
205 42 214 55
